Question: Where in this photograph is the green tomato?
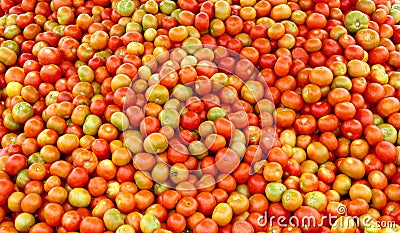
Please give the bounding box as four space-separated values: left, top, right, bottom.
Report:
207 107 227 121
1 40 19 54
117 0 136 16
143 132 168 154
15 213 35 232
172 84 193 101
53 25 65 36
142 14 158 30
110 112 129 131
163 98 181 111
159 109 180 128
116 224 136 233
140 214 161 233
331 76 352 90
153 182 170 195
229 142 246 158
78 65 95 82
4 25 21 39
12 102 33 124
83 114 102 136
210 73 229 91
300 160 319 174
27 153 45 165
16 169 30 189
124 136 143 154
188 140 209 159
45 91 59 105
145 85 169 105
3 114 20 131
126 22 143 33
104 208 124 231
214 0 231 20
344 10 369 33
94 50 112 62
378 123 398 143
265 182 287 202
332 174 352 196
159 0 177 14
373 114 384 125
304 191 327 211
68 188 91 207
390 8 400 24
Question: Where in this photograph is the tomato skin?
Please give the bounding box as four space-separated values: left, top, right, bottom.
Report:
178 0 199 13
247 174 267 194
274 56 292 77
67 167 89 188
181 111 201 131
195 12 210 31
80 217 105 233
43 202 65 227
38 47 62 65
40 64 62 83
5 154 27 176
225 15 243 36
194 218 218 233
375 141 397 163
322 38 343 56
0 179 14 205
340 119 363 140
368 46 389 64
294 115 317 135
196 192 217 216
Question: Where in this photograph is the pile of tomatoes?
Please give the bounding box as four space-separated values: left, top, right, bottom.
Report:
0 0 400 231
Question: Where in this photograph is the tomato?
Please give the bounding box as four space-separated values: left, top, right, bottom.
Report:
344 11 369 33
375 141 397 163
176 197 198 217
37 47 62 65
294 115 317 135
80 217 104 233
193 218 218 233
355 29 380 51
181 111 201 131
196 192 216 216
215 148 240 174
341 119 363 140
368 46 389 64
166 212 186 232
340 157 365 180
281 91 303 111
0 179 14 205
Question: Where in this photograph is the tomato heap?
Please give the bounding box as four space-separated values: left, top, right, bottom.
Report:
0 0 400 232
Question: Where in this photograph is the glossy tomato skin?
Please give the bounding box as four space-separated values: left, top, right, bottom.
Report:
181 111 201 131
247 174 267 194
0 179 14 205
